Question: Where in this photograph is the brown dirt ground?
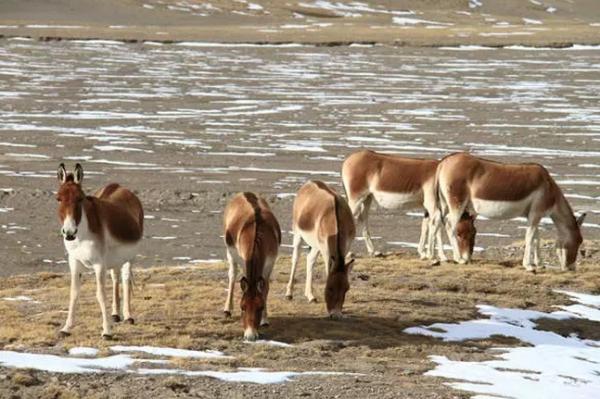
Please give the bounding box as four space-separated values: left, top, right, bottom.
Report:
0 248 599 398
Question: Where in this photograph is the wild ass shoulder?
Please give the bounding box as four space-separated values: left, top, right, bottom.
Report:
431 152 585 270
223 192 281 340
56 163 143 338
342 149 475 262
286 180 355 318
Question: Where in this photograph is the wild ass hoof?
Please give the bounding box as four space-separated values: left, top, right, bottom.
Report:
371 251 383 258
124 318 135 325
102 333 113 340
58 330 71 338
307 297 318 304
223 311 232 318
429 259 441 266
285 294 293 301
112 314 121 323
260 320 270 327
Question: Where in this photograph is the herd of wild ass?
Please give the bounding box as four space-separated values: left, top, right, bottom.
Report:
55 150 586 340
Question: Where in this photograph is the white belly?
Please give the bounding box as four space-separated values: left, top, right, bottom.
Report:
472 197 532 220
372 190 422 210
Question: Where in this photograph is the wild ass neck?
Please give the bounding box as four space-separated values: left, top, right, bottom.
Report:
550 190 580 242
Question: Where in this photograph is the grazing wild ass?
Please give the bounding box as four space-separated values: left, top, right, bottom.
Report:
56 163 143 338
430 152 585 270
342 150 476 262
223 192 281 341
285 181 355 319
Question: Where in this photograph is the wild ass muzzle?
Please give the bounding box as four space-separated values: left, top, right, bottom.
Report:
56 163 143 339
223 192 281 341
342 150 476 263
429 152 585 271
285 180 356 319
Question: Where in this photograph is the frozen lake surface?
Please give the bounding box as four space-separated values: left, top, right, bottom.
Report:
0 39 598 273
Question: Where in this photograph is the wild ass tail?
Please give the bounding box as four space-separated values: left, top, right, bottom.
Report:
242 192 263 282
333 194 345 273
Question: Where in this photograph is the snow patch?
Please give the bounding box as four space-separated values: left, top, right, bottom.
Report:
406 290 600 399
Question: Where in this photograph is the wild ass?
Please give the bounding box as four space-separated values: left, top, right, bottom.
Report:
342 150 476 262
429 152 585 271
285 180 355 319
223 192 281 341
56 163 143 338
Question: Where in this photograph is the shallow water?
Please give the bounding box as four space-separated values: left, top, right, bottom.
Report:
0 40 598 273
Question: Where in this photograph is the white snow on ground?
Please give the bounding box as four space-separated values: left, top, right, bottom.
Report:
392 17 451 26
405 290 600 399
245 340 293 348
0 351 161 373
0 347 357 384
68 347 99 357
2 296 37 302
110 345 229 359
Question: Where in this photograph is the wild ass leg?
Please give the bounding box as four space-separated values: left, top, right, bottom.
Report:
110 268 121 323
436 225 449 263
60 257 82 336
533 228 541 268
427 210 443 263
444 221 461 263
122 261 134 324
423 187 447 262
305 247 319 303
445 203 469 264
285 231 302 300
260 279 270 327
351 195 377 256
223 248 238 317
94 264 112 338
523 221 540 272
417 215 429 260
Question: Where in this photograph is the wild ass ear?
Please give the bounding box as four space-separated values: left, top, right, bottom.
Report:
240 277 249 293
57 163 67 183
256 277 265 294
576 212 587 227
73 163 84 184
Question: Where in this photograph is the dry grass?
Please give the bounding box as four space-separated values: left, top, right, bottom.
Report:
0 249 599 397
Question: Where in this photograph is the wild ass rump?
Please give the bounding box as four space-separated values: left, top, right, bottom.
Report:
430 152 585 271
56 163 143 338
223 192 281 340
285 180 355 319
342 150 476 262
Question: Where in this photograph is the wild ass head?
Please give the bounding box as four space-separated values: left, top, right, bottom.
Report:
325 255 354 319
56 163 85 241
240 275 265 341
556 213 586 270
455 212 477 263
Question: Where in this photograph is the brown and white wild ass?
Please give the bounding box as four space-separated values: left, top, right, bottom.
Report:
429 152 586 270
342 150 476 263
223 192 281 341
285 180 355 319
56 163 143 338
